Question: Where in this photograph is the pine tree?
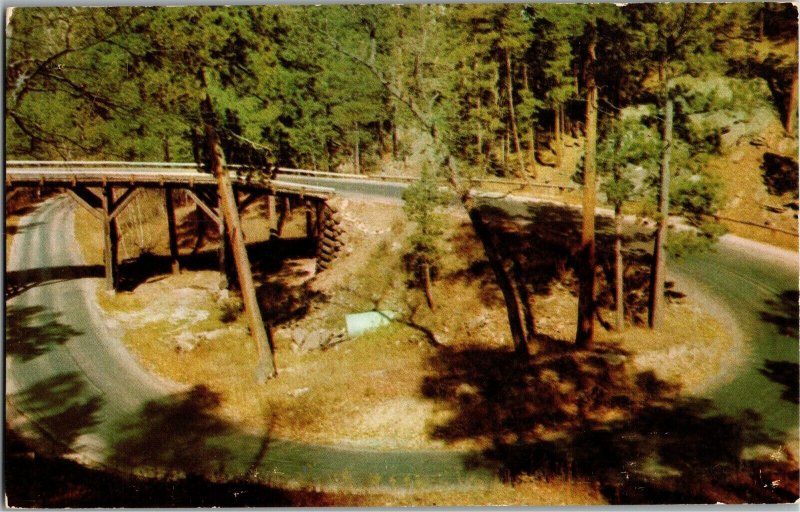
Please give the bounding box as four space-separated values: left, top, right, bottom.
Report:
625 3 726 329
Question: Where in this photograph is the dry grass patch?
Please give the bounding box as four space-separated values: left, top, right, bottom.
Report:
608 300 747 395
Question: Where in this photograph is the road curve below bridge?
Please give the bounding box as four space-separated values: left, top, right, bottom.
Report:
5 187 798 491
5 196 494 490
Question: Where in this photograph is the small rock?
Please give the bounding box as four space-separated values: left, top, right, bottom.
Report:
174 331 197 352
292 328 307 345
303 329 327 351
287 387 310 397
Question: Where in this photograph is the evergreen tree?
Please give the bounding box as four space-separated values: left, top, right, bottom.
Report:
402 164 452 310
625 3 727 329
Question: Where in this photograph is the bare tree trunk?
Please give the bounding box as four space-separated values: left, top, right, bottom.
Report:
391 111 399 160
476 93 483 162
522 63 537 178
512 257 536 338
502 130 508 172
649 94 673 330
469 208 529 357
576 32 598 350
554 105 563 168
421 261 435 310
786 68 797 134
614 205 624 331
504 48 525 177
200 79 276 383
354 129 361 174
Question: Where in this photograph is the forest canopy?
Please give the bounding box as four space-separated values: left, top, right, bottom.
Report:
5 3 797 174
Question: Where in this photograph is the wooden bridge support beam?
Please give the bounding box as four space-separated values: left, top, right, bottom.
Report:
274 196 290 237
164 186 180 275
65 185 140 291
305 200 315 241
101 186 119 291
65 187 103 222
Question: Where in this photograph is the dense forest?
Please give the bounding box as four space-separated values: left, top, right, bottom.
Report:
6 3 797 170
5 3 798 348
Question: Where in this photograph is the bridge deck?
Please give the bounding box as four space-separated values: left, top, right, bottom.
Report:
5 166 335 199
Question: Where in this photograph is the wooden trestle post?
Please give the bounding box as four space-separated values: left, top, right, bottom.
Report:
305 200 314 241
164 186 180 274
102 186 119 291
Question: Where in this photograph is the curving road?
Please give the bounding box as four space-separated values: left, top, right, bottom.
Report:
5 196 493 490
671 236 799 439
6 188 799 491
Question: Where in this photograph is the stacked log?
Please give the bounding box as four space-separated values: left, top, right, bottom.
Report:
316 201 345 272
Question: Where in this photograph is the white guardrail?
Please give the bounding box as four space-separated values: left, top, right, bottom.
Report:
6 161 579 192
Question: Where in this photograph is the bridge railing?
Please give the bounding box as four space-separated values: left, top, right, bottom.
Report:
7 160 202 169
274 167 580 195
6 160 579 197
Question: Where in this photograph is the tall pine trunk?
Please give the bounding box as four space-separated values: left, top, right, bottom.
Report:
421 261 435 310
354 129 361 174
522 63 537 178
200 73 276 382
786 68 797 134
504 48 525 177
614 204 624 331
649 91 673 329
554 105 563 168
576 31 597 350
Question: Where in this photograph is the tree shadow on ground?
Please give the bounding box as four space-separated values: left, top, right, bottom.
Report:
5 220 44 237
251 237 327 327
5 265 105 300
5 305 83 362
761 153 799 199
422 344 799 504
761 290 800 338
116 235 317 294
5 424 345 507
109 385 240 479
7 372 103 457
473 200 663 326
760 360 799 405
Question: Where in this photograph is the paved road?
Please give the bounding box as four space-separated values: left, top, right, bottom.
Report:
671 236 799 438
5 196 493 490
276 174 408 202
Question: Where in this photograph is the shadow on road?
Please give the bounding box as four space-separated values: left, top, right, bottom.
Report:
760 290 800 339
422 343 798 504
7 372 104 457
5 265 105 300
5 424 341 507
5 305 83 362
760 360 799 405
109 385 238 478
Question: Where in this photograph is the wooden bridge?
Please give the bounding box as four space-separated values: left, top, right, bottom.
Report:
5 161 346 291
